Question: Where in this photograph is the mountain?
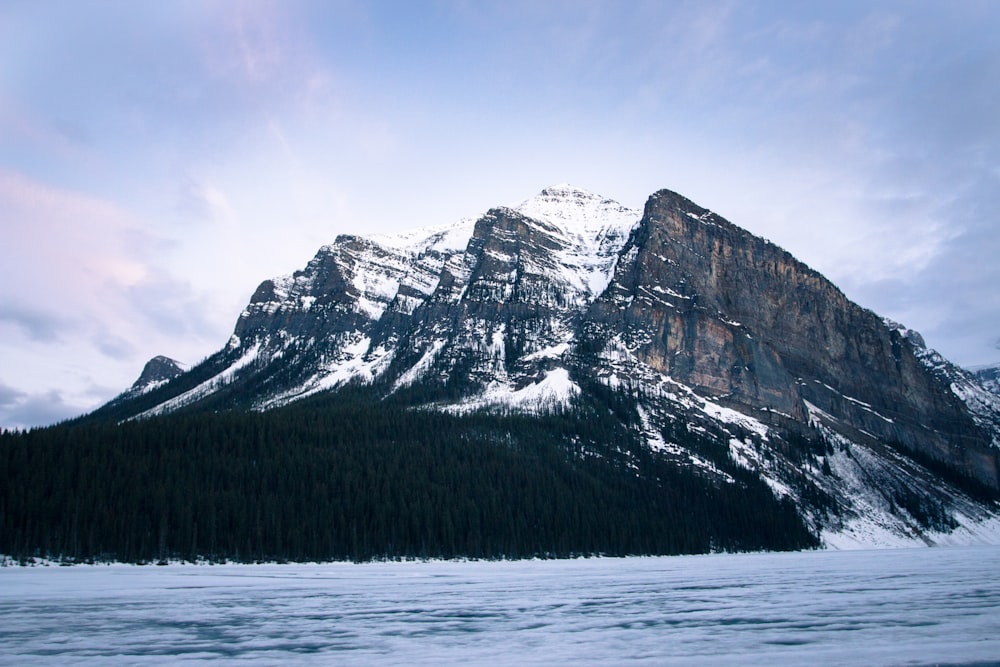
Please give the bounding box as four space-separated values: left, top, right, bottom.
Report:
125 355 186 396
14 185 1000 560
971 363 1000 396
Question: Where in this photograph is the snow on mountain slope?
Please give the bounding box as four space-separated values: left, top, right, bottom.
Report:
160 186 639 413
583 328 1000 549
512 184 640 298
138 342 263 418
442 367 582 415
99 185 1000 550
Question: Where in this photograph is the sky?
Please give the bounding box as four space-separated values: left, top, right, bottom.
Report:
1 1 998 429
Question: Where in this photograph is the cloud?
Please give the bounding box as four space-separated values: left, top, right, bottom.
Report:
0 381 81 431
0 169 238 416
123 270 225 343
0 304 72 343
94 334 137 362
0 381 25 407
174 177 237 223
0 170 159 340
0 168 153 279
231 2 287 82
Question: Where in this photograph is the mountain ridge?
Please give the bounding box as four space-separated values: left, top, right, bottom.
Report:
87 184 1000 549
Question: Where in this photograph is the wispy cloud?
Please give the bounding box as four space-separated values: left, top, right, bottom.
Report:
0 168 155 297
0 169 232 405
174 177 237 224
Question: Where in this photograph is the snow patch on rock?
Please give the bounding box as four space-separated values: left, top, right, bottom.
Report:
443 368 581 415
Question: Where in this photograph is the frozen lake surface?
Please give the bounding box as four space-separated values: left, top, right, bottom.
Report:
2 547 1000 666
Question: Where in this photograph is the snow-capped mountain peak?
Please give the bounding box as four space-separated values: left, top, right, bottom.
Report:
513 184 640 241
92 184 1000 550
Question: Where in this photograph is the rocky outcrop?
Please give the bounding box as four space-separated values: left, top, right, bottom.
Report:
585 189 999 489
128 356 185 394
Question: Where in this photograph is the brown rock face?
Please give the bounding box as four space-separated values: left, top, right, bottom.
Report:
587 189 998 488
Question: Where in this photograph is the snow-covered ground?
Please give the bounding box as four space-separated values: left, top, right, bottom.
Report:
3 547 999 665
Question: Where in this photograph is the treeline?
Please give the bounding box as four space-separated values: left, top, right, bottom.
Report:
0 395 817 564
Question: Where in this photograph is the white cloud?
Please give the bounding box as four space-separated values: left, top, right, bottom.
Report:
0 170 227 406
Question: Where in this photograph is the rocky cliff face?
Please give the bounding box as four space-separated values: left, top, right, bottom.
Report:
96 184 1000 547
584 190 998 489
